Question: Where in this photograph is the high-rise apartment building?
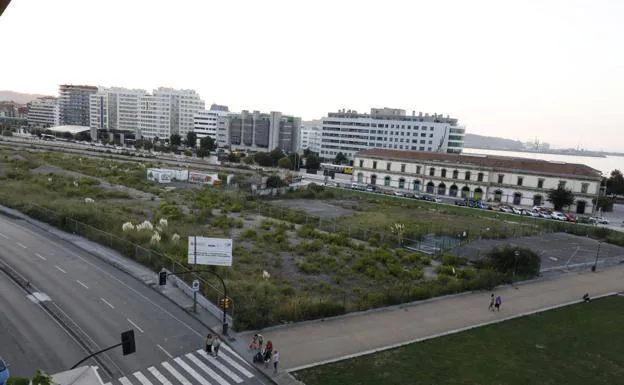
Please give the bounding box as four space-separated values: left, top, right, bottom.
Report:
194 104 230 140
320 107 465 161
27 97 59 128
89 87 146 135
138 88 204 140
217 110 301 154
300 125 322 154
58 85 98 126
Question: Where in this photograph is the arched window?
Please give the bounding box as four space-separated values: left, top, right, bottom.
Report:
461 186 470 198
494 190 503 202
513 192 522 205
426 181 435 193
474 187 483 201
449 185 458 197
413 180 421 191
384 176 391 187
533 194 543 207
437 183 446 196
357 172 364 184
370 174 377 185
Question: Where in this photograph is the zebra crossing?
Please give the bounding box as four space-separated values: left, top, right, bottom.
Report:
106 344 259 385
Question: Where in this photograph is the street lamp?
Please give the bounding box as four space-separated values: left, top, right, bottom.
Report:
513 250 520 285
592 241 601 272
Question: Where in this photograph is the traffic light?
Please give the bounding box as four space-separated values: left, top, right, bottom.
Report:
121 330 136 356
158 271 167 286
219 297 231 310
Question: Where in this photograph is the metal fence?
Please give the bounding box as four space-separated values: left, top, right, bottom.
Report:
19 203 234 320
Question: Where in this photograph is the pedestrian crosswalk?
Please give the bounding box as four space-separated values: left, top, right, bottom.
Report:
105 345 258 385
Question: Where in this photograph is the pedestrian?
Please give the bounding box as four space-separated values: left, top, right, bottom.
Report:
494 295 502 311
272 350 279 373
583 293 592 303
264 340 273 368
488 293 495 311
205 334 213 355
212 335 221 357
249 334 258 350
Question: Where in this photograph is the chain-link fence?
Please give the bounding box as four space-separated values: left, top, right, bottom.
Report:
18 203 234 320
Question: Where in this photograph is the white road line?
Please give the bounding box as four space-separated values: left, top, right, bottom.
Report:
217 351 254 379
127 318 144 333
161 362 192 385
55 265 67 274
197 350 242 383
76 280 89 289
173 357 211 385
0 232 8 239
148 367 173 385
118 377 133 385
16 242 27 249
133 371 154 385
35 253 47 260
157 344 173 359
186 353 231 385
100 297 115 309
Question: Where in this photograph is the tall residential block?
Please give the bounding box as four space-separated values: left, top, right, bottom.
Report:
194 104 230 140
27 97 59 128
58 84 98 126
89 87 146 135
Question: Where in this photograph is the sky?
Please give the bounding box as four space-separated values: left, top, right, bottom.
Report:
1 0 623 151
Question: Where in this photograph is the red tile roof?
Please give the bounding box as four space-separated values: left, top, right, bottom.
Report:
356 148 603 179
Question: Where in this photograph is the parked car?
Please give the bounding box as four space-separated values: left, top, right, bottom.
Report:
365 185 375 192
392 191 405 197
499 205 513 213
564 213 577 222
454 199 468 206
551 211 568 221
577 215 597 224
595 217 609 224
422 194 441 203
511 207 523 215
524 209 540 217
539 211 552 219
0 359 9 385
403 192 415 198
383 190 394 195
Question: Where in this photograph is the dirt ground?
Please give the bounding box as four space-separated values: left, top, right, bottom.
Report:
452 232 624 272
270 199 354 219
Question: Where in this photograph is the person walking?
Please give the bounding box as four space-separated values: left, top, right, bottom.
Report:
212 335 221 357
272 350 280 374
249 334 258 351
494 295 502 311
488 293 495 311
205 334 213 355
264 340 273 369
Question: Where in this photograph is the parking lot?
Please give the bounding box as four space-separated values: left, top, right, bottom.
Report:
452 232 624 272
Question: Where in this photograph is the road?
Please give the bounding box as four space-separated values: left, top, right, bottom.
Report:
0 269 86 377
0 215 269 385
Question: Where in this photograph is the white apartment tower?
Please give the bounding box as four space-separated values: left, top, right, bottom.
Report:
320 108 465 161
300 125 322 154
193 104 230 140
89 87 146 135
27 97 59 128
138 88 204 140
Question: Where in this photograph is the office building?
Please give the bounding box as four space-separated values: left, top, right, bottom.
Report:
27 97 59 128
300 125 322 154
58 85 98 126
321 107 465 161
194 104 230 140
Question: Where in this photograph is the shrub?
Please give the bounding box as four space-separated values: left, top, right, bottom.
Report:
435 265 456 276
484 246 541 279
441 254 468 266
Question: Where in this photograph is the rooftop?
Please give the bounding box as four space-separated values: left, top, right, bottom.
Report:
48 125 91 134
327 108 459 124
356 148 603 179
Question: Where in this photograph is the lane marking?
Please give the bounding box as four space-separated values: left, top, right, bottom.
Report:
173 357 211 385
147 367 173 385
186 353 231 385
27 292 52 303
197 350 242 383
119 377 133 385
127 318 144 333
55 265 67 274
157 344 173 359
76 280 89 289
100 297 115 309
35 253 47 260
133 371 154 385
216 351 255 379
16 242 28 249
0 232 8 239
161 362 192 385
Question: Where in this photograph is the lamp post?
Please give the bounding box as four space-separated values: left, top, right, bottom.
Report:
592 241 601 272
513 250 520 286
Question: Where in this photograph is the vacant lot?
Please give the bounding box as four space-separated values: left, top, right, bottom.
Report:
270 199 353 219
295 295 624 385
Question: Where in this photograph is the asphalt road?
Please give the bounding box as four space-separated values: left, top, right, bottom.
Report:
0 215 269 385
0 269 87 377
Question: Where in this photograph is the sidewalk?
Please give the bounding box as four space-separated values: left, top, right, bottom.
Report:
248 265 624 372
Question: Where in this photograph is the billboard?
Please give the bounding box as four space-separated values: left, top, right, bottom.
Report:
188 172 220 185
188 236 233 266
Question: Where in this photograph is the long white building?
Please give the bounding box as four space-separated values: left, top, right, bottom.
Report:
300 125 322 154
321 107 465 161
89 87 146 135
27 97 59 128
193 104 230 141
139 88 204 140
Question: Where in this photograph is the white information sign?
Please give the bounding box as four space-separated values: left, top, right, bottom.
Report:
188 236 233 266
191 280 200 292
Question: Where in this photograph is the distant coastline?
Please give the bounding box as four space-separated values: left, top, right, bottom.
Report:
465 146 615 158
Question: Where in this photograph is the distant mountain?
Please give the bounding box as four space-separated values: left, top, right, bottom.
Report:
0 90 51 104
463 133 524 150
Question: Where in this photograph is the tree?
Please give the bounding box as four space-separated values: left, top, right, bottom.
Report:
334 152 348 165
243 156 254 165
170 133 182 146
254 152 273 167
196 147 210 158
485 246 541 279
304 153 321 170
153 136 159 144
186 131 197 148
269 148 285 166
266 175 284 188
606 169 624 195
228 152 241 163
143 140 153 151
278 157 292 169
547 186 575 211
199 136 215 151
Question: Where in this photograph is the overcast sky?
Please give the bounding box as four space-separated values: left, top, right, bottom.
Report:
1 0 623 150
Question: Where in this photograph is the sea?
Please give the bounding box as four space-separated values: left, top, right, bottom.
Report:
462 148 624 177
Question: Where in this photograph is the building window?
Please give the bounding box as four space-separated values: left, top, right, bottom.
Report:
559 180 566 189
399 178 405 189
477 172 484 182
441 169 447 178
429 167 435 177
401 164 406 172
416 166 421 174
498 174 504 184
517 176 523 186
359 160 364 168
384 176 391 187
373 161 377 169
452 170 458 179
581 183 589 194
465 171 471 181
386 162 391 171
537 178 544 188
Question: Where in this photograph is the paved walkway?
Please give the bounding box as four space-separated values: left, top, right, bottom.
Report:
246 265 624 372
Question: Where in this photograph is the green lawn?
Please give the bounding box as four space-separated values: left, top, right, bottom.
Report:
295 295 624 385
